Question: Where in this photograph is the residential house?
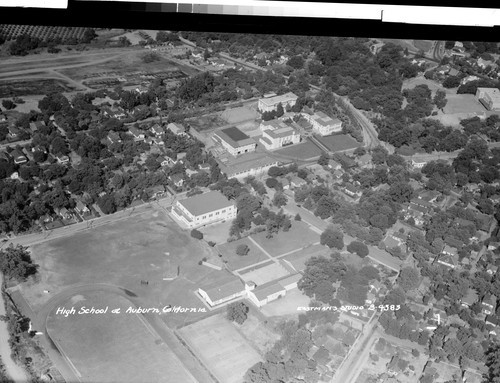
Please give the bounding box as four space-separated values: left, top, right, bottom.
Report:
107 131 121 145
171 190 237 228
197 274 246 307
442 245 458 257
75 200 89 214
103 106 127 120
461 288 478 308
129 126 146 140
56 207 72 220
488 242 500 251
482 295 496 315
0 113 6 122
213 127 256 156
7 126 21 139
258 92 298 113
161 156 175 167
167 122 187 136
198 163 211 172
436 253 458 269
487 264 498 276
10 149 27 164
343 184 362 199
303 111 342 136
29 120 45 133
290 175 307 189
486 314 500 329
169 173 184 188
328 159 342 170
56 154 70 164
150 124 165 137
147 185 166 199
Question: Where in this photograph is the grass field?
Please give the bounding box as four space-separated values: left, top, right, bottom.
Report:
413 40 433 52
250 221 320 257
221 106 259 124
260 288 310 317
46 290 197 383
315 134 361 153
22 209 218 323
443 94 486 114
217 237 269 271
274 141 322 160
178 313 262 383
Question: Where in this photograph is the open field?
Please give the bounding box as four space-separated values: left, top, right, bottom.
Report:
221 106 259 124
20 209 216 316
46 290 197 383
260 288 310 317
217 237 269 271
0 78 77 98
234 312 280 354
274 140 322 160
188 113 227 132
443 93 486 114
0 95 43 113
402 76 447 94
315 134 361 153
178 313 262 383
413 40 433 52
57 49 183 82
250 221 320 257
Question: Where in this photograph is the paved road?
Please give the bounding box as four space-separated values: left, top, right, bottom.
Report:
0 139 32 151
332 311 381 383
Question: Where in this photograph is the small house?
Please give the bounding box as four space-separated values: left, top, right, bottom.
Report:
461 288 478 308
129 127 146 140
170 173 184 187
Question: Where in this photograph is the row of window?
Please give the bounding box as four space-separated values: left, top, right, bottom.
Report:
195 208 232 221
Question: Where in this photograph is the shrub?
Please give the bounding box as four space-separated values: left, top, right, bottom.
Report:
236 244 250 256
294 213 302 221
190 229 203 240
207 241 216 247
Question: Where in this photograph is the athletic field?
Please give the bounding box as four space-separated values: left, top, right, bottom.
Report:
178 313 262 383
46 291 197 383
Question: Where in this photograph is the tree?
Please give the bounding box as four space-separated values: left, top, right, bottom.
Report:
442 76 461 88
346 241 369 257
314 195 339 219
97 194 116 214
273 192 288 208
236 244 250 256
276 102 284 118
287 55 304 69
320 228 344 250
226 301 249 324
190 229 203 240
0 244 38 282
1 99 15 110
318 153 329 166
433 90 448 110
265 177 278 189
118 36 131 47
397 267 420 292
294 213 301 221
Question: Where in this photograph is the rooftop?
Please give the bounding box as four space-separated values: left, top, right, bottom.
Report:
217 152 280 177
214 127 255 148
200 275 245 303
178 191 234 217
251 282 286 301
259 92 298 107
478 87 500 103
263 126 297 139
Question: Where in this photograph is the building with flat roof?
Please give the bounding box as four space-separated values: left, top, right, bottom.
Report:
171 190 236 228
246 273 302 307
260 124 300 150
213 127 256 156
258 92 298 113
198 275 246 307
476 87 500 111
303 111 342 136
217 151 280 180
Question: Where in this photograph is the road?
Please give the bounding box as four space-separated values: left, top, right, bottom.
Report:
0 273 29 383
432 41 443 62
0 139 32 151
332 311 381 383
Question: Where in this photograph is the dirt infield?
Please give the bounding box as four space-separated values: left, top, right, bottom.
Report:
46 291 197 383
178 313 262 383
221 106 259 124
274 141 322 160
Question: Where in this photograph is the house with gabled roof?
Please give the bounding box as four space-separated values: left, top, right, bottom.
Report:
11 149 27 164
169 173 184 188
167 122 187 136
107 130 121 144
150 124 165 137
483 294 496 315
461 288 478 308
129 126 146 140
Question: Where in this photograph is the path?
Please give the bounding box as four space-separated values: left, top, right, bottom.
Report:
0 273 29 383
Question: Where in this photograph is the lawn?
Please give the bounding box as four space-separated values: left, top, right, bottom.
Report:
443 94 486 114
314 134 361 153
260 288 310 318
250 220 320 257
217 237 269 271
178 313 263 383
46 290 197 383
22 209 217 316
0 78 76 98
413 40 433 52
221 106 259 124
274 141 322 160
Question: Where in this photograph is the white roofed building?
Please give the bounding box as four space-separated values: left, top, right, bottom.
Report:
258 92 298 113
476 87 500 111
259 121 300 150
303 111 342 136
